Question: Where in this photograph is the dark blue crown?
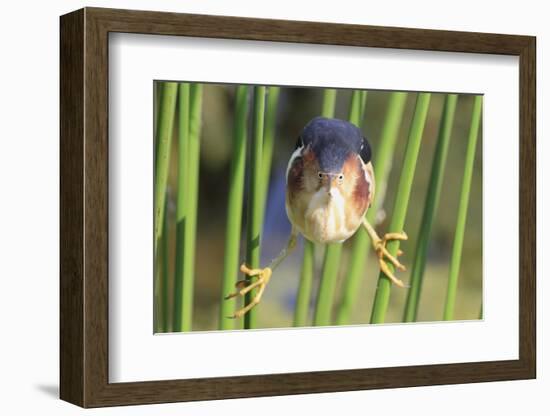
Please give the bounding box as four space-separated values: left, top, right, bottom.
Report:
299 117 371 172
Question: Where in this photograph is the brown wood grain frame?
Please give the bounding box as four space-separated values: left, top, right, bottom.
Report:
60 7 536 408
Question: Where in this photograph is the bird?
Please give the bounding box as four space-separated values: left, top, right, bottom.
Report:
226 116 408 319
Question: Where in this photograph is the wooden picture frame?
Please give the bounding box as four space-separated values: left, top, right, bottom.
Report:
60 7 536 408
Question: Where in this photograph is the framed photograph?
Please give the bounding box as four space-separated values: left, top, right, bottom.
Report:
60 7 536 408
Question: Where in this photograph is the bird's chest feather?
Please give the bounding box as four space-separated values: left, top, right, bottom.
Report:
286 182 368 244
305 188 353 243
286 152 372 244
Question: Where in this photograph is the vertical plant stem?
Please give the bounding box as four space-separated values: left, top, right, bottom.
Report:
313 245 342 326
154 82 177 257
161 199 170 332
403 94 458 322
296 240 316 326
336 92 408 325
182 83 203 331
443 95 482 321
173 83 203 332
313 90 365 326
370 93 431 324
154 236 161 332
359 90 368 122
293 241 315 326
369 93 410 209
244 86 266 329
249 86 280 327
173 83 190 332
259 86 280 218
321 89 337 117
348 90 366 126
219 86 250 329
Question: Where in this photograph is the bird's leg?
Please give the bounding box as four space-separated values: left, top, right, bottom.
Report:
225 230 299 319
362 218 408 287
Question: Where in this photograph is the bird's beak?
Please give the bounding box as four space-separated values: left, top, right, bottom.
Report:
325 177 338 198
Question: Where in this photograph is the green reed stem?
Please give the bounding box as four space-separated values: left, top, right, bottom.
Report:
313 244 342 326
247 86 280 327
313 90 365 326
154 234 161 332
219 86 250 330
360 90 368 121
182 83 203 331
336 92 408 325
173 83 202 332
154 82 177 257
321 89 337 117
443 96 482 321
244 86 266 329
349 90 367 127
161 199 170 332
403 94 458 322
293 241 315 326
370 93 431 324
259 86 280 217
173 83 190 332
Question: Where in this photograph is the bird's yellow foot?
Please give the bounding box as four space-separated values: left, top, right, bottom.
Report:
373 231 408 287
224 264 272 319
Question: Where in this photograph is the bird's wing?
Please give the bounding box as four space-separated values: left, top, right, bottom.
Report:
364 160 375 208
285 143 303 184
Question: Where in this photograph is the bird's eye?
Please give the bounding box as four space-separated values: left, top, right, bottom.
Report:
318 172 323 179
338 174 344 181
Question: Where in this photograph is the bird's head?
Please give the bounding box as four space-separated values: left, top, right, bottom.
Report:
294 117 372 199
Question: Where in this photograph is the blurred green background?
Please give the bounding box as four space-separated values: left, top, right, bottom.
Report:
156 83 482 332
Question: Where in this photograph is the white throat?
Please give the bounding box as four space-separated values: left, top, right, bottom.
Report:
305 186 349 243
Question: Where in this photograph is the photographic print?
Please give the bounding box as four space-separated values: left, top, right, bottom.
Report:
153 82 482 333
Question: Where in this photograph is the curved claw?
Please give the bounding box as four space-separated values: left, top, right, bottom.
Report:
225 264 272 318
374 230 408 287
378 258 407 288
384 231 408 241
376 244 406 272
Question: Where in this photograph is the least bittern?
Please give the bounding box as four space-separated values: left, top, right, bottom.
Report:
226 117 408 318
